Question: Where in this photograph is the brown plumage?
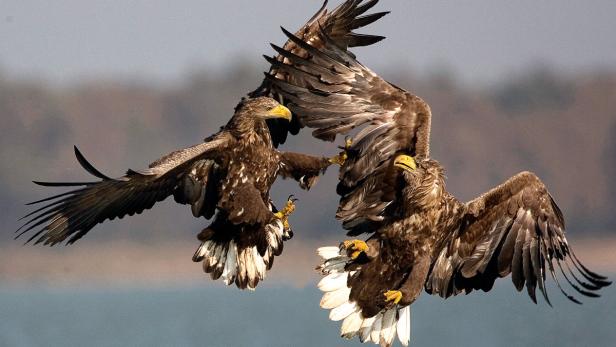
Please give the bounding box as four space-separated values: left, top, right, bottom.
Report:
251 0 390 147
265 2 610 345
17 0 388 289
17 97 330 290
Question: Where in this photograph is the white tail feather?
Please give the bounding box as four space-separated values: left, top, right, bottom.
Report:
243 248 256 290
237 247 248 286
397 306 411 346
380 308 396 347
318 273 348 292
252 247 266 280
207 244 221 270
214 244 227 276
221 241 237 285
370 313 382 344
317 246 342 260
359 316 376 343
329 301 358 321
267 226 279 250
320 287 351 309
341 311 363 339
196 241 209 259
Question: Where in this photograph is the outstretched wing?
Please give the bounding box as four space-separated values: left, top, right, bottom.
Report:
426 171 611 304
251 0 389 147
264 24 431 233
17 133 233 245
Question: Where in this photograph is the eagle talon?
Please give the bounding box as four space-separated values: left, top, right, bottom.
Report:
329 152 347 166
341 239 368 259
329 137 353 166
274 196 297 230
344 136 353 150
384 290 402 305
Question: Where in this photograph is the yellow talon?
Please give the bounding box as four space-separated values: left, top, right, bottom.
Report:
329 137 353 166
344 137 353 149
342 239 368 259
384 290 402 304
329 152 347 166
274 195 297 230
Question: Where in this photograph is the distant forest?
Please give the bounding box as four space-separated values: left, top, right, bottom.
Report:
1 63 615 245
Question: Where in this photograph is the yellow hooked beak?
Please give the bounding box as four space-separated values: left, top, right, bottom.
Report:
266 104 292 121
394 154 417 172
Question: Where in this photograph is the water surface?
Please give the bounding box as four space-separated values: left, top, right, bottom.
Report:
1 282 614 347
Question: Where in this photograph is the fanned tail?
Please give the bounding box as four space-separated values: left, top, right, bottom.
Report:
317 246 410 347
193 207 290 290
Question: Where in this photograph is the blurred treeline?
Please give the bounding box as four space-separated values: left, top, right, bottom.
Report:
1 63 615 245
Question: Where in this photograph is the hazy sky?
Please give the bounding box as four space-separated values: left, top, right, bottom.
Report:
1 0 615 85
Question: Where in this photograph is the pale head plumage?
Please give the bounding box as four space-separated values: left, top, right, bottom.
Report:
234 97 291 121
394 155 446 211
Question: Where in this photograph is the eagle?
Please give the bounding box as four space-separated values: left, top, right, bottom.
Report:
16 0 388 290
17 97 328 289
264 4 612 347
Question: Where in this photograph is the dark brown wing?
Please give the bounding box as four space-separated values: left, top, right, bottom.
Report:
17 133 233 245
426 171 611 304
250 0 389 147
265 27 431 233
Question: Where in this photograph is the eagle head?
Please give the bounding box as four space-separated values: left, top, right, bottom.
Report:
394 154 421 185
394 154 445 207
235 97 292 121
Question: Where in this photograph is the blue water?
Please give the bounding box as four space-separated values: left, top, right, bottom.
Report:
1 282 614 347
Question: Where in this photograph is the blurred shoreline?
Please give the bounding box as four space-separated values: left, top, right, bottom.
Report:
2 64 616 291
1 236 614 289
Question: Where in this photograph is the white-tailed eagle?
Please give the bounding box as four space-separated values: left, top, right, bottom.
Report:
264 1 611 346
16 0 387 290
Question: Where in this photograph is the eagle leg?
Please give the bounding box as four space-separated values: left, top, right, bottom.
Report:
273 195 298 231
341 239 368 259
383 290 403 305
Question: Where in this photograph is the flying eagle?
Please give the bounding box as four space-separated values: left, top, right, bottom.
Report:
264 6 612 347
16 0 387 290
17 98 328 289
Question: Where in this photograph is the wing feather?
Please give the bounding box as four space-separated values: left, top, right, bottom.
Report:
426 171 611 303
265 23 432 233
251 0 388 147
17 134 231 245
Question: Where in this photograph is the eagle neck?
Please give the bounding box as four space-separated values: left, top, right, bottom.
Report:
403 165 446 212
228 114 272 148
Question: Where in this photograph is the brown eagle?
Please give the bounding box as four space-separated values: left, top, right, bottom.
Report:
16 0 387 290
264 4 612 347
17 98 328 289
